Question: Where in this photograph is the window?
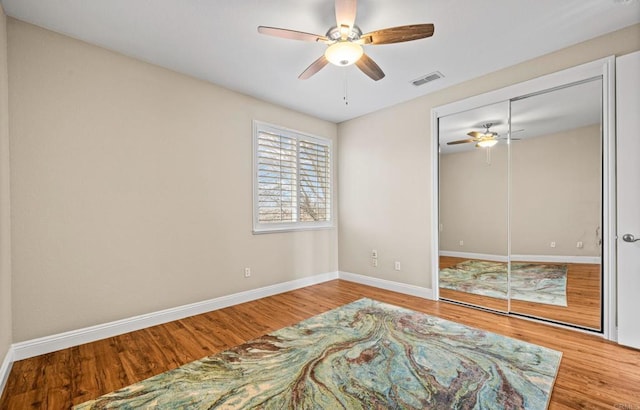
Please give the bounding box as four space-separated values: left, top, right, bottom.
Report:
253 121 333 233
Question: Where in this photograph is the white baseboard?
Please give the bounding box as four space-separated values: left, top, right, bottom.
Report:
439 250 599 264
0 347 13 399
11 271 339 361
339 271 434 300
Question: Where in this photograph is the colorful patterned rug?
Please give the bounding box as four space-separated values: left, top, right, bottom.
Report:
75 298 561 409
439 260 568 306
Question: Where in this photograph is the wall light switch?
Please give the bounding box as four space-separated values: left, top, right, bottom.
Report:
394 261 401 271
459 240 464 246
577 241 584 248
550 241 556 248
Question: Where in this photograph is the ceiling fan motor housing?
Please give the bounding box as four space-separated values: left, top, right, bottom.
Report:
326 25 363 42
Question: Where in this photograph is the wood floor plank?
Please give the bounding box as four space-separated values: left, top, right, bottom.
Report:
1 279 638 409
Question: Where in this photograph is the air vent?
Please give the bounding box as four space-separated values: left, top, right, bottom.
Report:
410 71 444 87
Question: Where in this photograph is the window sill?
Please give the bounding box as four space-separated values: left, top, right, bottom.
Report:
252 223 335 235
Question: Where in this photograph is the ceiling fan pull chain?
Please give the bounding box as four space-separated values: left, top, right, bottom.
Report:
343 69 349 106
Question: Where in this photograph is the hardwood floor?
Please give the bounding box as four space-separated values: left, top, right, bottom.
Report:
1 279 638 409
439 256 602 330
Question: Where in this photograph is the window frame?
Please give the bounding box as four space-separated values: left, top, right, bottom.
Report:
252 120 334 234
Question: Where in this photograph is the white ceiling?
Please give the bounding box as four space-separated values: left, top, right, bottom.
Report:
1 0 638 123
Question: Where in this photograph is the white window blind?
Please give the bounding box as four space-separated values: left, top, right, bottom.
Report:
298 140 331 222
256 131 298 223
253 121 332 233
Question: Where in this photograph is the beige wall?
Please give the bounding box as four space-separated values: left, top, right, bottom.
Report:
439 125 600 258
0 5 12 362
8 20 338 342
338 24 640 288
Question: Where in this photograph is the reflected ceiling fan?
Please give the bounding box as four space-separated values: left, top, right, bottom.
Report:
257 0 434 81
447 123 521 148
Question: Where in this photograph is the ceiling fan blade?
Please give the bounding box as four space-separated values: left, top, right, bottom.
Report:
335 0 357 30
355 53 385 81
447 139 476 145
467 131 484 138
299 55 330 80
360 23 434 45
258 26 328 43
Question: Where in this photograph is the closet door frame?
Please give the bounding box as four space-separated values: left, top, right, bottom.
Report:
431 56 616 340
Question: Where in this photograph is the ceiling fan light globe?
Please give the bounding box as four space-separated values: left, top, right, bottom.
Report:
324 41 363 66
477 139 498 148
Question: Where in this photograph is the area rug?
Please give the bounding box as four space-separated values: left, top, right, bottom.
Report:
75 298 561 409
439 260 568 306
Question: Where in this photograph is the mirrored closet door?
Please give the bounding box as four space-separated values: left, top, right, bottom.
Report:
436 73 604 332
509 79 602 330
438 101 509 313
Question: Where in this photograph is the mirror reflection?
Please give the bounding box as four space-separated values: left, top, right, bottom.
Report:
509 79 602 330
437 79 603 331
438 101 509 312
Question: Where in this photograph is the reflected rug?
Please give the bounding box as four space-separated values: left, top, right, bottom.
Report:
439 260 568 307
75 298 562 410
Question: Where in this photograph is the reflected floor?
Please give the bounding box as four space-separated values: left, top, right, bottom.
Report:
439 256 601 330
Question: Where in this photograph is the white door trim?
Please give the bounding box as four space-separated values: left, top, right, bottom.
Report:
615 50 640 349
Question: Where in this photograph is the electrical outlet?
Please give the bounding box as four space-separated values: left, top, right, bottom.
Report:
459 240 464 246
372 249 378 258
372 259 378 267
576 241 584 248
244 267 251 278
550 241 556 248
394 261 401 271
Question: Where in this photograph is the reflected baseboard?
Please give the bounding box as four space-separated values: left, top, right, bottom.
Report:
439 251 599 264
438 251 507 262
511 254 600 264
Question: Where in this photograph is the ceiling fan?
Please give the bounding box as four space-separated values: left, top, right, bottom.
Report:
447 123 520 148
257 0 435 81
